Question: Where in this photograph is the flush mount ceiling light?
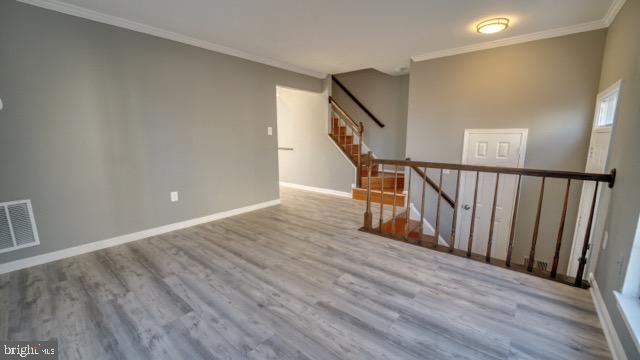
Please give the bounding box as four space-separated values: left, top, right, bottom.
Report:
476 18 510 34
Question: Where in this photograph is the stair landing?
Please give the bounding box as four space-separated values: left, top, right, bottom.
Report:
367 211 437 247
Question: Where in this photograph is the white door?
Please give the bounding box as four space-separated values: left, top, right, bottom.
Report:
455 129 527 260
567 81 621 277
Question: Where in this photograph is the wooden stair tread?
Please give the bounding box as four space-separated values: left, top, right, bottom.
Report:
352 187 404 206
376 212 436 244
361 174 405 191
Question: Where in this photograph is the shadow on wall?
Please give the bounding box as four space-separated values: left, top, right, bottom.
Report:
276 86 355 193
331 69 408 160
404 29 608 274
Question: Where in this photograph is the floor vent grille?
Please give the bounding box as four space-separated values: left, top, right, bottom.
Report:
0 200 40 254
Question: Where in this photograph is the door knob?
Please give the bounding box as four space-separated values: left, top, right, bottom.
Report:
462 204 471 210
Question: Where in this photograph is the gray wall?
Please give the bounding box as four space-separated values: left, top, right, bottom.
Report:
593 0 640 357
276 86 355 192
406 30 607 271
332 69 409 160
0 1 323 264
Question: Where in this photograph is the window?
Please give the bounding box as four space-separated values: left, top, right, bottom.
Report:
622 214 640 298
594 81 621 130
615 213 640 353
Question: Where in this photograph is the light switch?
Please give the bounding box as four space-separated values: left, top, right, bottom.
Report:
170 191 179 202
267 126 273 136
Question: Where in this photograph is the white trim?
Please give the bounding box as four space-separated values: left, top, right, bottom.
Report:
593 80 623 131
590 273 628 360
411 0 625 63
0 198 280 274
17 0 625 77
328 133 358 169
615 291 640 355
409 203 449 247
604 0 627 26
412 20 606 63
567 80 622 277
280 182 352 198
17 0 325 79
600 79 624 99
326 130 376 187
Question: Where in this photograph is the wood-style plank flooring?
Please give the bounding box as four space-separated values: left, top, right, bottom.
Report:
0 187 610 359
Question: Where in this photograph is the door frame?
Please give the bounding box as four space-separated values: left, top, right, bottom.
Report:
455 128 528 251
566 80 622 277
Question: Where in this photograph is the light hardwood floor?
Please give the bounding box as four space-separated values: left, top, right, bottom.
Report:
0 187 610 359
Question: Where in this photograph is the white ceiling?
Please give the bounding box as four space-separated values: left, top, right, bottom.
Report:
21 0 622 78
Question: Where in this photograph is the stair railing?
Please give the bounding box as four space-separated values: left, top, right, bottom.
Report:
362 157 616 288
329 96 364 187
332 76 385 128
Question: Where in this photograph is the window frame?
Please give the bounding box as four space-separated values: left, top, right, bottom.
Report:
592 80 622 132
615 212 640 354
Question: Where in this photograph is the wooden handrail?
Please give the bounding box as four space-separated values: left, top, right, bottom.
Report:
361 155 617 288
332 76 385 128
371 158 615 185
329 96 363 134
411 166 456 208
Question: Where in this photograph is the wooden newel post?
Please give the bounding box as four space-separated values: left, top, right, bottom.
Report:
357 122 364 188
575 181 599 287
364 151 374 230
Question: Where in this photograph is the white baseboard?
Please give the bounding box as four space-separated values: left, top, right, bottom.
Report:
590 273 628 360
0 199 281 275
280 182 352 198
409 203 449 246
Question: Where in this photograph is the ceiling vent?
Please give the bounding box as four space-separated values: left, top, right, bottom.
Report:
0 200 40 254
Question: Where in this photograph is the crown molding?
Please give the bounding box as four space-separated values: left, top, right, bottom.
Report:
17 0 327 79
604 0 627 26
17 0 626 78
412 0 625 63
411 19 607 63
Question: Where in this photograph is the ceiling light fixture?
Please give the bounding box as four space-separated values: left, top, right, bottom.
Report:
476 18 510 34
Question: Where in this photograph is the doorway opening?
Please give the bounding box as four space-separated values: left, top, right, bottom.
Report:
567 80 622 277
276 86 327 185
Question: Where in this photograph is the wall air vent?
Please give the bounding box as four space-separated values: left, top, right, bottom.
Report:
0 200 40 254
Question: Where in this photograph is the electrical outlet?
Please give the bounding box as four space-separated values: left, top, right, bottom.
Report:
443 169 451 175
170 191 179 202
267 126 273 136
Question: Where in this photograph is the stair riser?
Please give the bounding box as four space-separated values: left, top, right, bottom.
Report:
360 168 379 177
352 188 405 206
362 176 405 191
332 126 347 136
334 135 353 145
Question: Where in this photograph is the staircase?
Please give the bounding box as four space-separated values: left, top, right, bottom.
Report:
329 76 448 249
330 75 619 288
329 109 405 207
